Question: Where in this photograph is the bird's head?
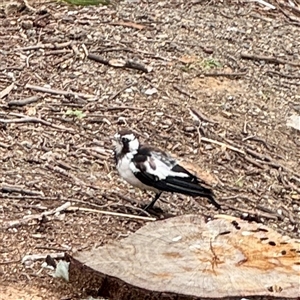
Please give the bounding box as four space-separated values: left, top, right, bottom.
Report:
113 129 139 155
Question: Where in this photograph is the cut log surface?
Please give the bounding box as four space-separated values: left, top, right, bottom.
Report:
68 214 300 300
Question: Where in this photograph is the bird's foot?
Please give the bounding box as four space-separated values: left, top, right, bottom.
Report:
140 202 164 214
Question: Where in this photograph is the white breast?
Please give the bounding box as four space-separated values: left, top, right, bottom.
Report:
117 153 159 193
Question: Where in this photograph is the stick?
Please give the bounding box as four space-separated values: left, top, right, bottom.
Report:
0 115 74 132
4 202 72 229
0 83 14 99
7 96 40 107
173 84 196 99
240 52 300 67
88 53 150 73
201 137 245 154
108 84 134 101
66 206 156 221
265 70 300 79
201 71 247 78
25 84 95 99
189 107 218 124
1 185 43 196
15 41 72 51
253 0 276 9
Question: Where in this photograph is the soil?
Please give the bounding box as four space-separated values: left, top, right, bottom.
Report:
0 0 299 299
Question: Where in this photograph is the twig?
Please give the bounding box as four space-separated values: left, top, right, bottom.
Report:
7 96 40 107
66 206 156 221
97 106 144 111
253 0 276 10
87 53 150 73
201 70 247 78
243 156 265 169
242 135 273 151
173 84 196 99
265 70 300 79
201 137 245 154
0 83 14 99
23 0 36 11
108 84 134 101
1 185 43 196
240 52 300 66
189 107 218 124
109 21 145 30
35 246 71 251
46 164 95 188
4 202 72 229
277 4 300 25
15 41 72 51
44 49 72 56
25 84 95 99
0 259 21 265
224 203 279 220
0 115 74 132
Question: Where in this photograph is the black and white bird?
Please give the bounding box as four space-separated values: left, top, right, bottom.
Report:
113 129 221 211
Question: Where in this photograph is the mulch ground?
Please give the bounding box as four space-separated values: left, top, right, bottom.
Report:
0 0 299 299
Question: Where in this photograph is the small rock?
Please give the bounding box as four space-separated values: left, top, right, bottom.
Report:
21 20 33 30
144 87 158 95
184 126 195 132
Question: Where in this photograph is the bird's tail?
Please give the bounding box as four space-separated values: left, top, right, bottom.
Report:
164 177 221 209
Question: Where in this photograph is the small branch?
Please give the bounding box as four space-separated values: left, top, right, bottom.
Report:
108 84 134 101
201 137 245 154
1 185 43 196
201 71 247 78
66 206 156 221
109 21 145 30
15 41 73 51
44 49 72 56
0 259 21 265
102 106 144 111
240 52 300 66
245 148 300 179
25 84 95 99
265 70 300 79
0 114 74 132
224 203 279 220
0 83 14 99
7 96 40 107
88 53 150 73
4 202 72 229
189 107 218 124
254 0 276 10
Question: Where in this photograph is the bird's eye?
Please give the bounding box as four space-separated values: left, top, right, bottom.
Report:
121 137 128 143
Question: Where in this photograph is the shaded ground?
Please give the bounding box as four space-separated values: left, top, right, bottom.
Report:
0 0 300 299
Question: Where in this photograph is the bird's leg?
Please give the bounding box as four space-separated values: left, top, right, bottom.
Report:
143 192 162 211
208 195 221 210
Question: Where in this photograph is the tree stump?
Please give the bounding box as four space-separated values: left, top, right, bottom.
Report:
67 214 300 299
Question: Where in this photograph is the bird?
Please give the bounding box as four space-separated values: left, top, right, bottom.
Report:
113 129 221 211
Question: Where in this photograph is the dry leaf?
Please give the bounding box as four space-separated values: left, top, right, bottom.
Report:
26 106 36 116
178 55 198 64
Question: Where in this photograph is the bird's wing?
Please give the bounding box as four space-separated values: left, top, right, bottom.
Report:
130 147 220 209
